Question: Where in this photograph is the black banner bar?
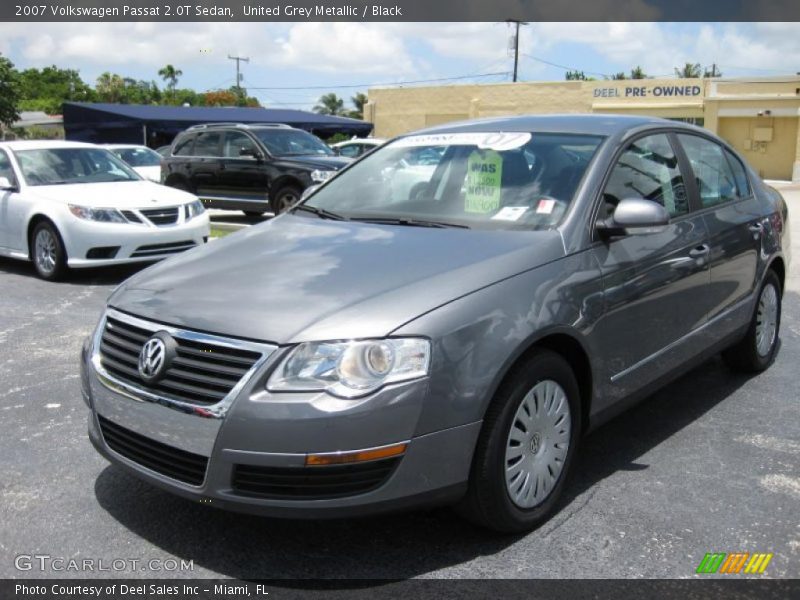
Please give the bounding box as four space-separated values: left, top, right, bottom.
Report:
3 0 800 22
2 579 799 600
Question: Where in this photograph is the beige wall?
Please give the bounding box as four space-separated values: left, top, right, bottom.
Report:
366 76 800 180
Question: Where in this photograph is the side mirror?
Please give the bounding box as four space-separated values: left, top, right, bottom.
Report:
0 176 16 191
239 148 262 161
597 198 669 237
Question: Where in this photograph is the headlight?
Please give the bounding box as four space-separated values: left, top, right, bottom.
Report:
68 205 127 224
184 199 205 220
267 338 431 398
310 169 335 183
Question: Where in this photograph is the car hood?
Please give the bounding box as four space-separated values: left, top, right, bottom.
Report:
273 155 352 171
31 180 195 208
109 214 565 344
132 166 162 183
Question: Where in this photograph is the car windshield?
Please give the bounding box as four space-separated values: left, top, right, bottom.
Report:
252 129 334 157
14 147 141 186
110 146 162 167
302 132 604 230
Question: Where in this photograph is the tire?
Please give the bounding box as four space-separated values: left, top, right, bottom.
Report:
270 184 302 214
242 210 266 218
722 270 782 373
167 180 191 193
31 220 68 281
458 349 582 533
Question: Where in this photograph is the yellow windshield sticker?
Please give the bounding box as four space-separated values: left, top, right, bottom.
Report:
465 149 503 213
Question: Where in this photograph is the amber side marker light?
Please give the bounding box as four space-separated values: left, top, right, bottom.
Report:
305 442 408 466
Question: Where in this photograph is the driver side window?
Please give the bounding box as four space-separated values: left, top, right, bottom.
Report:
0 150 16 184
602 134 688 219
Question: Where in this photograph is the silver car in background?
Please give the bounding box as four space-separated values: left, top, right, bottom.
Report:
82 115 789 532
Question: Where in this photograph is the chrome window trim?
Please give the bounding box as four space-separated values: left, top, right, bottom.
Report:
91 307 277 419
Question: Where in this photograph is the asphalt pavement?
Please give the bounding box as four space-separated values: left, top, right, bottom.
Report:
1 197 798 580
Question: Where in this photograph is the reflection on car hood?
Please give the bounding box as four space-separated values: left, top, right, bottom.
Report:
110 214 565 343
32 180 194 207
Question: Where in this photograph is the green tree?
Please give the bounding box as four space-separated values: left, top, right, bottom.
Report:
674 63 702 78
565 70 588 81
313 92 346 116
703 65 722 78
18 65 94 114
158 64 183 102
0 54 20 127
95 72 125 102
630 66 647 79
611 72 627 80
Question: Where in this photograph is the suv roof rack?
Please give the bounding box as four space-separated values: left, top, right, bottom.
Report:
186 122 293 131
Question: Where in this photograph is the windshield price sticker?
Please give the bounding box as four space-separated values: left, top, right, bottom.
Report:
492 206 528 221
393 132 531 151
465 149 503 214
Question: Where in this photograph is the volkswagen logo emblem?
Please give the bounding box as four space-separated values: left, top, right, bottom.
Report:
137 332 176 383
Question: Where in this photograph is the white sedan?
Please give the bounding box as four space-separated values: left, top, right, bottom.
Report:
104 144 163 182
0 141 209 280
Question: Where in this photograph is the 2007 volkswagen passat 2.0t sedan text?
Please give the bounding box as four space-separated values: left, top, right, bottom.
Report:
81 116 790 532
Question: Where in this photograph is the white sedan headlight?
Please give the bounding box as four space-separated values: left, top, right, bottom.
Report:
310 169 335 183
68 205 127 224
267 338 431 399
184 199 205 220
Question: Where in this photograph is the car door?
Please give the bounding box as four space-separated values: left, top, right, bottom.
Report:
675 134 762 321
216 131 270 208
590 132 711 400
0 149 25 251
188 131 223 199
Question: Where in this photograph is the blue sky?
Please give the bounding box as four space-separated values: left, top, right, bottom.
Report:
0 22 797 110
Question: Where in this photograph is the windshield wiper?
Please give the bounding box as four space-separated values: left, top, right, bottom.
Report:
351 217 470 229
292 204 349 221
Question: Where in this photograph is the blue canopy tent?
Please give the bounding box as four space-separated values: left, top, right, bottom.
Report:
62 102 373 147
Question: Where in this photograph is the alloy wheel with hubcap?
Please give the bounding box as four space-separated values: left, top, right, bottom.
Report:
458 349 581 533
31 222 67 280
755 282 779 357
271 185 301 214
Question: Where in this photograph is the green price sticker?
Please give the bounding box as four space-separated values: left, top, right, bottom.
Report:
465 149 503 213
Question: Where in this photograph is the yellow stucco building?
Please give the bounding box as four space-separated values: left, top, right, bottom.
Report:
365 76 800 181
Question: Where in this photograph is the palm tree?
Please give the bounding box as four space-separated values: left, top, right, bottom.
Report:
350 92 368 119
674 63 702 78
611 72 626 80
313 93 346 116
158 64 183 101
630 66 647 79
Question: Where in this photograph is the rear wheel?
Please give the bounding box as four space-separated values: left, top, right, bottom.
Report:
722 270 781 372
270 184 302 214
31 221 67 281
458 349 581 533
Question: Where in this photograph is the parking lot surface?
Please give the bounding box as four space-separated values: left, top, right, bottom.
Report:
1 197 799 580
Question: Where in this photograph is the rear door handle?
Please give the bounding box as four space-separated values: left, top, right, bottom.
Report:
689 244 710 258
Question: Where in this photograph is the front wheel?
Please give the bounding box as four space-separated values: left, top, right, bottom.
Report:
270 184 302 214
722 270 782 372
458 349 581 533
31 221 68 281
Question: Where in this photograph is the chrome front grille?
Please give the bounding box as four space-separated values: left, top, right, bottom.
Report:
141 207 179 226
131 240 196 258
98 313 264 406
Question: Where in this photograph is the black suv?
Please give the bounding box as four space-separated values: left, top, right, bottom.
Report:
162 123 352 216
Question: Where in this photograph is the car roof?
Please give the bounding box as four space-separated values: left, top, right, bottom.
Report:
0 140 101 151
411 114 680 137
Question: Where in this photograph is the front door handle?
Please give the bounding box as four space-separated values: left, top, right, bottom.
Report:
748 222 763 233
689 244 710 258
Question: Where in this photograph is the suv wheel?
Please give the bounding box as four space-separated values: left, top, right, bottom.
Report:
270 184 302 214
458 349 581 533
722 270 781 372
31 221 67 281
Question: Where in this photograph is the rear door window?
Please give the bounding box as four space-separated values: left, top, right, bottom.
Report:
724 149 751 198
677 134 739 208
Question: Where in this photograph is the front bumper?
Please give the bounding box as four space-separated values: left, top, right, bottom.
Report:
81 317 479 518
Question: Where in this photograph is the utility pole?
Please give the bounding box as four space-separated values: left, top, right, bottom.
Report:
506 20 529 83
227 55 250 94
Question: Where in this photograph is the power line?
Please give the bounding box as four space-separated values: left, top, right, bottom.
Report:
246 71 510 91
521 53 609 78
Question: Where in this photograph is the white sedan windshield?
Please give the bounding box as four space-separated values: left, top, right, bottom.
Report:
303 131 604 230
15 148 141 186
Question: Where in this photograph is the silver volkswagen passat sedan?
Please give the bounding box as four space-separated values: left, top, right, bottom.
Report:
81 115 790 532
